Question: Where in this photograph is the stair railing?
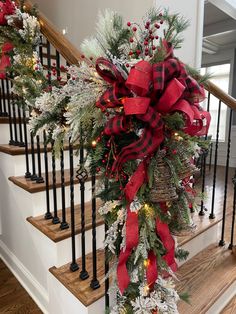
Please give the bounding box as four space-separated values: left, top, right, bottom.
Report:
5 0 236 310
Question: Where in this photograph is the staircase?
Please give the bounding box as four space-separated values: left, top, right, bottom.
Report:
0 2 236 314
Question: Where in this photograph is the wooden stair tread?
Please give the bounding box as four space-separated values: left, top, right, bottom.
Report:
0 143 72 155
176 244 236 314
27 199 103 242
221 295 236 313
49 249 105 306
9 169 88 193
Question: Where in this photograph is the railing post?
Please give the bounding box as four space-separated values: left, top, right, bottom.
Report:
229 170 236 250
69 140 79 272
90 172 100 290
43 131 53 220
36 134 44 183
209 100 221 219
60 146 69 230
219 108 233 246
76 138 89 280
51 141 60 224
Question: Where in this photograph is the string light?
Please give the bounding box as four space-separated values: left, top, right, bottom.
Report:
144 259 150 267
91 140 97 148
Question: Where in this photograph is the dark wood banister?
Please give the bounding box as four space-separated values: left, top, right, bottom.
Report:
24 1 236 111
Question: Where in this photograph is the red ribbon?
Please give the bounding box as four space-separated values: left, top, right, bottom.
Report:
0 0 15 25
0 42 13 79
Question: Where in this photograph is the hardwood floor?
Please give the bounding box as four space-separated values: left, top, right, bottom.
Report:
0 259 42 313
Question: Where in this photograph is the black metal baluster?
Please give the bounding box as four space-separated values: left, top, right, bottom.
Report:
11 87 19 146
30 133 38 180
219 109 233 246
17 98 25 147
76 138 89 280
46 40 52 85
199 92 211 216
36 135 44 183
0 83 3 116
69 140 79 272
56 50 60 79
1 80 8 116
51 141 60 224
43 131 52 220
6 79 14 145
60 147 69 230
23 108 31 178
229 170 236 250
209 100 221 219
90 172 100 290
104 178 109 309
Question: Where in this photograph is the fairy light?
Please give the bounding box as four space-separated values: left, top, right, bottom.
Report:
91 140 97 148
144 285 150 295
144 259 150 267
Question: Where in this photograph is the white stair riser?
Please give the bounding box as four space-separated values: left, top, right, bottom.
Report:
27 221 105 267
177 221 222 266
30 180 94 217
0 124 11 144
11 151 78 177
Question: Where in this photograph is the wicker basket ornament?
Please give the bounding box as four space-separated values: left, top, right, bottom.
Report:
149 155 178 203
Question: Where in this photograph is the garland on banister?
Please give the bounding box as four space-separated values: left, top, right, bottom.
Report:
0 3 212 314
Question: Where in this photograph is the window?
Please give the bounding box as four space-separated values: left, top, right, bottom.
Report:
201 64 230 141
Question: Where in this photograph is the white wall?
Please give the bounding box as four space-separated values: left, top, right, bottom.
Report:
33 0 204 67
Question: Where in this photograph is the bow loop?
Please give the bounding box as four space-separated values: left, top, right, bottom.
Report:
126 60 152 96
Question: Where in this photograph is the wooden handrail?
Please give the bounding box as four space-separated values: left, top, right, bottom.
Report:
23 1 83 65
20 1 236 111
204 80 236 111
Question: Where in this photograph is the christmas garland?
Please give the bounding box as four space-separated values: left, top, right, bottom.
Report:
0 3 211 314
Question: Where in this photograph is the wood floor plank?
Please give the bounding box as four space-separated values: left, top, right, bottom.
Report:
27 199 103 242
0 259 42 313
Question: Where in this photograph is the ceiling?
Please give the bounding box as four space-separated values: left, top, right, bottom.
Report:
203 1 236 55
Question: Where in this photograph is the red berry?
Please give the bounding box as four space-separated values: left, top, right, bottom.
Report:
81 54 85 58
127 22 131 27
150 35 154 40
146 21 150 26
172 149 177 155
89 56 93 60
149 30 152 34
129 51 133 56
149 53 153 57
152 46 156 50
132 26 137 32
96 167 101 172
144 41 149 46
145 47 149 52
102 159 106 164
57 76 62 81
145 25 149 29
35 66 39 71
130 38 134 43
126 63 130 68
145 52 149 56
136 49 141 55
160 20 164 24
155 35 159 39
159 13 163 17
154 23 160 29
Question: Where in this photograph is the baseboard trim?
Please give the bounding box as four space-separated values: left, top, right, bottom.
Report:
0 239 49 314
